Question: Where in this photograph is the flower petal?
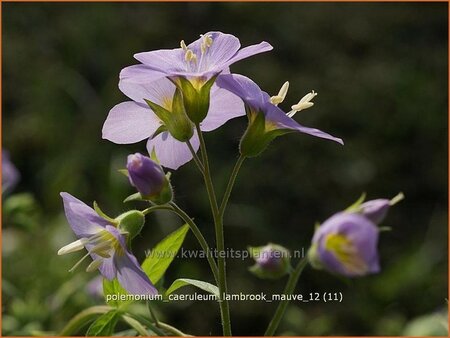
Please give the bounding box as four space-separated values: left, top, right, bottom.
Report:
105 226 157 295
222 41 273 68
146 131 199 170
216 74 267 110
119 77 176 106
102 101 161 144
98 256 116 280
60 192 108 238
265 105 344 145
189 32 241 71
134 48 186 74
120 65 167 84
200 85 245 132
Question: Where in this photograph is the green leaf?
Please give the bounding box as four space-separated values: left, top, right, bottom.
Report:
142 224 190 284
121 315 150 336
103 278 130 308
165 278 219 298
86 310 119 336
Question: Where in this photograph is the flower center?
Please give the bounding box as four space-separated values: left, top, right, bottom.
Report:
180 34 214 73
58 229 124 273
324 233 367 274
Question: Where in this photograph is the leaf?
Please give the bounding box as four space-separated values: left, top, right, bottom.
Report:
121 315 150 336
141 224 190 284
165 278 219 298
103 278 130 308
93 201 116 223
86 310 119 336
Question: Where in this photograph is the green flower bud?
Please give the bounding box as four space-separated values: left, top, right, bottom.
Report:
248 243 291 279
116 210 145 240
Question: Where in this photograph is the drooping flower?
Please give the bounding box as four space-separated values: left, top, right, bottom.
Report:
126 153 172 204
2 150 20 193
120 32 272 123
216 74 343 157
58 192 157 295
103 77 244 169
249 243 291 279
308 212 380 277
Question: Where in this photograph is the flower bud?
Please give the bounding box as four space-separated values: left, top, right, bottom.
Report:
116 210 145 240
308 212 380 277
249 243 291 279
127 153 173 204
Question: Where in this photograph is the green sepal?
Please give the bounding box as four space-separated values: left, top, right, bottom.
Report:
240 110 291 158
115 210 145 240
123 192 144 203
178 75 217 124
344 192 367 213
118 169 129 178
93 201 117 225
145 94 193 142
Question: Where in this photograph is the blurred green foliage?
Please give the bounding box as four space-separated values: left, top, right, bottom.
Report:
2 2 447 336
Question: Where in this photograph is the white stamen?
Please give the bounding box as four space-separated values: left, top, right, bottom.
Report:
86 259 103 272
68 252 91 272
270 81 290 106
389 192 405 206
180 40 187 51
288 90 318 117
58 238 89 255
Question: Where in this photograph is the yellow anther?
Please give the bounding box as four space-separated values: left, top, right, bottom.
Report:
270 81 290 106
185 49 197 63
86 259 103 272
180 40 188 51
287 90 318 117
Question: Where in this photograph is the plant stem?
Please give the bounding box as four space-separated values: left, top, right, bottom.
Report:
195 124 232 336
186 139 205 173
219 155 245 218
59 305 111 335
142 204 219 284
264 258 309 336
170 202 219 283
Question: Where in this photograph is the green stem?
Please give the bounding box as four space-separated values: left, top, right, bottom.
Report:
186 139 205 173
195 124 232 336
264 258 309 336
157 322 192 336
219 155 245 218
143 203 219 284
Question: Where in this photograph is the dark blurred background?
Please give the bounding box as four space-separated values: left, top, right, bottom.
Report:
2 2 448 336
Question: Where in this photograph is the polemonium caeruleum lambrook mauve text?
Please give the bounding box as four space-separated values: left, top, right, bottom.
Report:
58 31 403 336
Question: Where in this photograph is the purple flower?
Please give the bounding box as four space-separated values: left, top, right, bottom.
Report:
309 212 380 277
216 74 343 157
360 193 404 224
127 153 165 197
103 77 244 169
249 244 291 279
58 192 157 295
2 150 20 193
122 31 272 81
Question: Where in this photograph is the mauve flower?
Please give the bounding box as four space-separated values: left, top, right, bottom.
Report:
308 212 380 277
121 31 272 82
2 150 20 193
103 77 244 169
58 192 157 295
216 74 343 157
